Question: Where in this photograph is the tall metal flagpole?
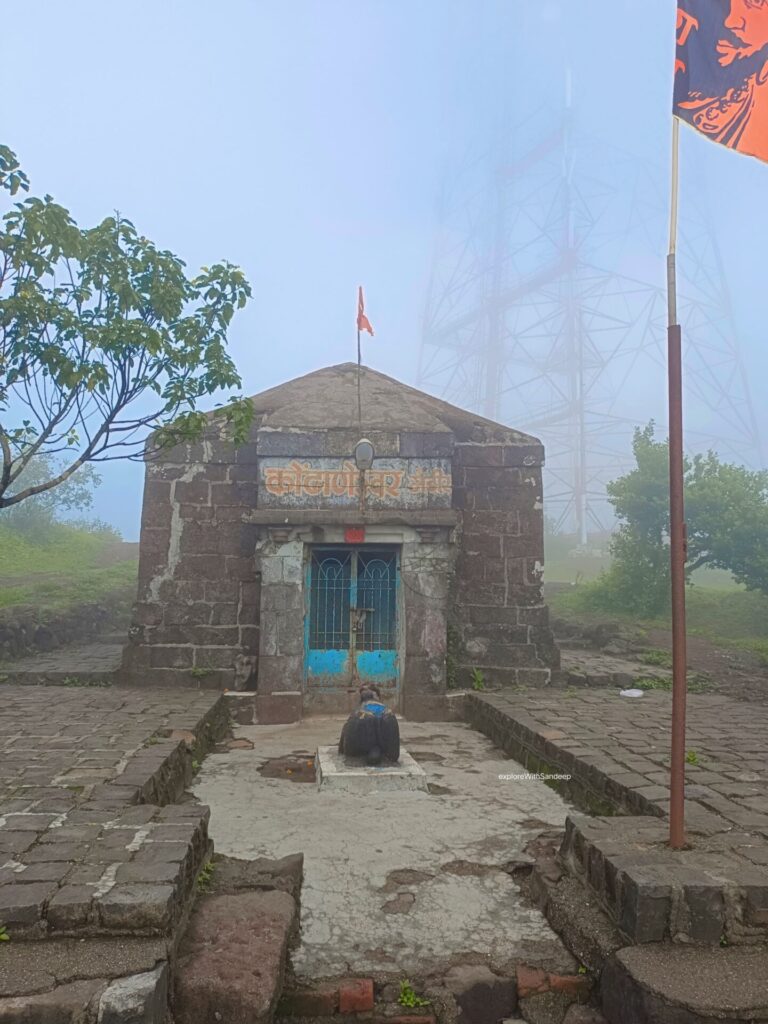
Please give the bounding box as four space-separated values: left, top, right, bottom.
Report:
667 115 688 850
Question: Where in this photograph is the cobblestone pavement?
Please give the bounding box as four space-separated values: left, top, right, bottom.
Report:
0 643 123 684
0 685 225 941
471 689 768 829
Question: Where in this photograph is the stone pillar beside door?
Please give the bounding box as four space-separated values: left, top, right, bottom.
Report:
254 528 304 723
401 528 456 722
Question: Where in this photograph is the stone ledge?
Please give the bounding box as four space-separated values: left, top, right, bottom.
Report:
465 692 654 817
0 805 212 940
208 852 304 900
243 509 460 527
562 814 768 946
257 692 303 725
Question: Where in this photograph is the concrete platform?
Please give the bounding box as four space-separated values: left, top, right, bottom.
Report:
316 744 429 793
194 719 573 979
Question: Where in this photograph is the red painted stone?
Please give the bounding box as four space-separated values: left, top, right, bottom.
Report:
516 964 549 998
345 526 365 543
549 973 592 999
280 986 338 1015
339 977 374 1012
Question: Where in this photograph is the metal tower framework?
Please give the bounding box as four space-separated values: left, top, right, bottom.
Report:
418 108 762 543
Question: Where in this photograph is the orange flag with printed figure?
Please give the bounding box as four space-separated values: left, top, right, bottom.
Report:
357 286 374 336
674 0 768 163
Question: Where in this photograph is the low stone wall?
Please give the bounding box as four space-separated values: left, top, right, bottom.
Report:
562 814 768 947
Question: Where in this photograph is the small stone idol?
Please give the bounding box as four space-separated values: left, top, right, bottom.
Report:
338 686 400 765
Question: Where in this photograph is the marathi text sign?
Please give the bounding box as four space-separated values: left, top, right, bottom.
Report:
257 458 452 510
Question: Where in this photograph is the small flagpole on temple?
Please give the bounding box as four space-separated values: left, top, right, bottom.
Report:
357 317 362 428
356 285 374 427
667 115 688 851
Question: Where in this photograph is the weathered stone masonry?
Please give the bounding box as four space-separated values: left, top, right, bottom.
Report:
452 441 559 689
121 363 559 719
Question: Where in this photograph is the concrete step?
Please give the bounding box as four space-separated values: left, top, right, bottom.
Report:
601 945 768 1023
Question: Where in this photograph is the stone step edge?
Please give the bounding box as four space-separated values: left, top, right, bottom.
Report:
561 814 768 946
518 829 768 1024
88 690 230 808
0 670 119 686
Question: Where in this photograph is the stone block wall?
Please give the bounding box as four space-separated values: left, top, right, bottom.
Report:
121 434 264 690
450 442 560 688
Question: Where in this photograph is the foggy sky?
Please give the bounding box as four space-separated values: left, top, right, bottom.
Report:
4 0 767 539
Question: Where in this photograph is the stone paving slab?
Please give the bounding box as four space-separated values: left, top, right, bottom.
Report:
467 690 768 836
0 642 124 685
0 935 167 997
0 685 226 941
466 690 768 946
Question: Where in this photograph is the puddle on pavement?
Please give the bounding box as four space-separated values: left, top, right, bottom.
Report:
258 754 317 783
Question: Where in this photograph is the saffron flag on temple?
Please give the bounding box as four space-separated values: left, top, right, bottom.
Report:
674 1 768 163
357 286 374 336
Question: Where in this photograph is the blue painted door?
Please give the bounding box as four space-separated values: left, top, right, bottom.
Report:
306 546 400 706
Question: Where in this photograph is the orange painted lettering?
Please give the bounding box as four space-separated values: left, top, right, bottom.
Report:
677 7 699 47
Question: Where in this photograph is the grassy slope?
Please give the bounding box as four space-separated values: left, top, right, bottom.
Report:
0 523 138 611
543 534 768 662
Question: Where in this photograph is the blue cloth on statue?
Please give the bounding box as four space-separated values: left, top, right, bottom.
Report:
361 700 388 718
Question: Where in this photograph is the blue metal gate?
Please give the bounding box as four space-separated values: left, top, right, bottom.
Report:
305 546 400 705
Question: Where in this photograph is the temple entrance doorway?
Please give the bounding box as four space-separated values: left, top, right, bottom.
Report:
304 545 401 710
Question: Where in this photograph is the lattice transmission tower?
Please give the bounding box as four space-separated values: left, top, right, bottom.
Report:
418 101 762 543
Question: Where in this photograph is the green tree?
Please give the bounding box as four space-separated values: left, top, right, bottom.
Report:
0 145 253 510
1 454 101 539
586 423 768 616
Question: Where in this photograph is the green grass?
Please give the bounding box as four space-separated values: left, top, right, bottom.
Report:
0 522 118 576
633 674 713 694
549 579 768 656
0 523 137 612
543 553 611 584
638 649 674 669
544 538 742 592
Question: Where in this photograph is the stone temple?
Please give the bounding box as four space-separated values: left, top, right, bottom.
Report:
121 363 559 720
